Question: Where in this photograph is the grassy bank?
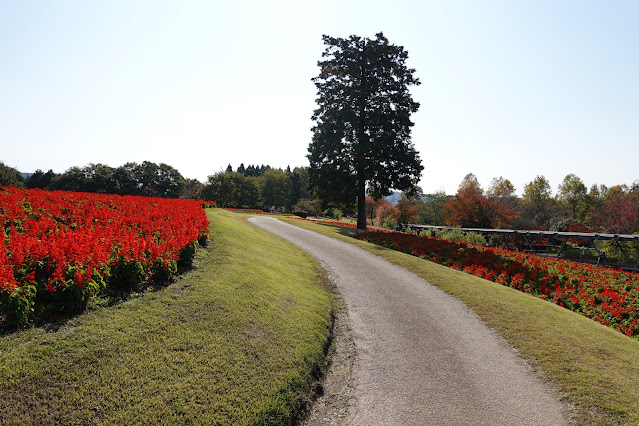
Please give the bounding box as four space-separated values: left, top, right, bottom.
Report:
0 209 333 425
282 217 639 425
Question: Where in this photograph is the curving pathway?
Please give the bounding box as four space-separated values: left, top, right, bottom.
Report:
249 217 573 425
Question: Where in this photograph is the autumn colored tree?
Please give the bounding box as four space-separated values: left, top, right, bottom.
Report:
486 176 519 228
445 173 499 228
374 199 400 228
397 199 419 225
308 32 423 229
590 185 639 234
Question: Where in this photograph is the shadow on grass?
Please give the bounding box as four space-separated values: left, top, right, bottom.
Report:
1 245 212 337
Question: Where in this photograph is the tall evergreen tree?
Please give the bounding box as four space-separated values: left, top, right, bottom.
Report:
308 33 423 229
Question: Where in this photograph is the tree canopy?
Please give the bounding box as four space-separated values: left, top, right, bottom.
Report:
308 32 423 229
0 163 25 188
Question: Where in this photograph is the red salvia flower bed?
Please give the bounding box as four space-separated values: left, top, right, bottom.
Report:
356 230 639 338
1 187 210 326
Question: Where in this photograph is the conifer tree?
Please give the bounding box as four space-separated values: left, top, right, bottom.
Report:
308 33 423 229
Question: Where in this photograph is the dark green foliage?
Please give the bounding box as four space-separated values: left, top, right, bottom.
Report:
47 162 189 198
308 33 423 229
290 167 311 207
109 260 147 290
130 161 185 198
0 285 35 327
293 199 323 217
293 210 308 218
0 162 25 188
202 171 260 208
151 259 178 282
261 169 292 210
237 163 271 177
416 192 452 225
178 242 198 269
202 168 294 210
25 169 56 189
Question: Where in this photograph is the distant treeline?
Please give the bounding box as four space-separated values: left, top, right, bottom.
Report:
0 161 313 211
1 161 201 199
3 161 638 235
202 165 312 211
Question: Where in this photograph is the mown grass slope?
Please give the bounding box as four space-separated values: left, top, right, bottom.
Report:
283 217 639 425
0 209 333 425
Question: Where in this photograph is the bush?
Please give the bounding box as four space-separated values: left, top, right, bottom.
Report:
383 216 398 230
151 259 178 282
421 228 488 245
178 241 199 269
294 199 322 217
325 208 343 221
0 285 36 327
110 259 147 290
293 210 308 218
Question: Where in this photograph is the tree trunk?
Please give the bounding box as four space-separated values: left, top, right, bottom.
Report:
357 178 367 230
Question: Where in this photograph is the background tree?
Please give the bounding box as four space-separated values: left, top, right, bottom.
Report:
49 166 89 192
202 171 238 207
84 163 118 194
396 199 418 226
557 173 588 221
590 185 639 234
445 173 499 228
365 196 377 225
180 178 204 200
486 176 519 228
235 173 260 208
25 169 56 190
202 171 259 208
289 166 311 207
374 199 400 229
520 175 555 229
0 162 25 188
113 162 141 195
261 169 291 210
308 32 423 229
416 191 451 225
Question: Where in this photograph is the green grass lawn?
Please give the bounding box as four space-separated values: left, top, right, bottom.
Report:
0 209 333 425
282 217 639 425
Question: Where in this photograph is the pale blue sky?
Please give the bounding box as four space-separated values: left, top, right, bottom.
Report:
1 0 637 195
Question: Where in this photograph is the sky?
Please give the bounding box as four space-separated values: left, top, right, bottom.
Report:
1 0 638 196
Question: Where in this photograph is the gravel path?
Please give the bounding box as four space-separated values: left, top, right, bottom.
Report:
249 217 573 425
